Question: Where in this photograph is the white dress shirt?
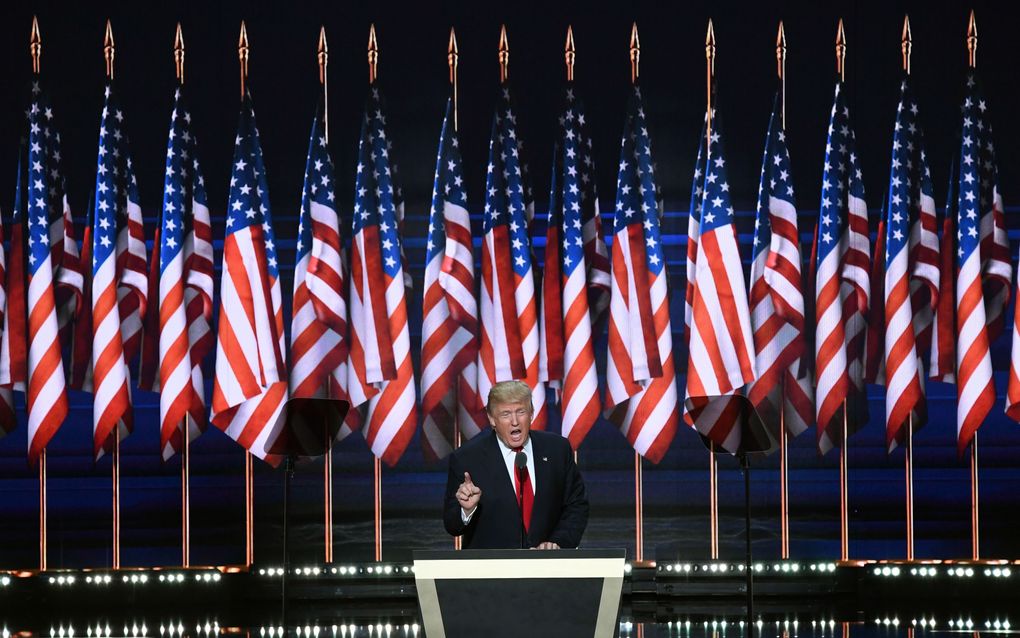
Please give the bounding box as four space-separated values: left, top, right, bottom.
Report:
462 434 536 523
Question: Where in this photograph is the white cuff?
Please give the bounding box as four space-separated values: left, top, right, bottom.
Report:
461 506 477 524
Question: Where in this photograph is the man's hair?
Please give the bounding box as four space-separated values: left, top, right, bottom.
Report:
486 380 533 414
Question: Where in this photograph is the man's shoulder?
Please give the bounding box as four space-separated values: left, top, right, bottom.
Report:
452 429 495 460
530 429 571 453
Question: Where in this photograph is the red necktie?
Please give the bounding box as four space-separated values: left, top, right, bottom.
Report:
512 447 533 533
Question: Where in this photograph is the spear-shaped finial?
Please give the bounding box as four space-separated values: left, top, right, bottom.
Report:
629 22 640 84
565 25 575 82
776 21 786 80
318 26 328 86
368 23 378 84
238 21 249 99
30 16 41 75
104 19 115 80
967 9 977 68
319 26 329 143
902 15 912 75
777 21 787 127
498 24 510 83
174 23 185 85
449 26 459 131
835 18 847 81
706 18 716 78
706 19 716 155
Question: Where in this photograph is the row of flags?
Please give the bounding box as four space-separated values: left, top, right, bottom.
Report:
0 67 1013 469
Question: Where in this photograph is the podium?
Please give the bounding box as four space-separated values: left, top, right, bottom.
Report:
413 549 626 638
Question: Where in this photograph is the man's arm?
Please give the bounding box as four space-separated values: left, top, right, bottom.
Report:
546 443 589 548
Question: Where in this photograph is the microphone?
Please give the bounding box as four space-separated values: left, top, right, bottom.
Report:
514 450 528 549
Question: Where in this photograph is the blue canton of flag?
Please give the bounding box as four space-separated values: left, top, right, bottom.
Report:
817 84 866 262
484 87 535 277
353 88 403 279
425 101 468 264
752 103 795 260
228 95 280 279
161 90 208 274
613 88 664 274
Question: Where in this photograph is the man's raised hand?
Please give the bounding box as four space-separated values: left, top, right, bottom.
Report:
456 472 481 514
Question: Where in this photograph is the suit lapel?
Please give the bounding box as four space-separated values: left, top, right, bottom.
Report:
484 431 518 505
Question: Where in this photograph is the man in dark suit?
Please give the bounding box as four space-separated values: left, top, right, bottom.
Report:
444 381 589 549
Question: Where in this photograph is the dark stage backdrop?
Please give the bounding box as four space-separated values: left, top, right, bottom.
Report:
0 0 1019 568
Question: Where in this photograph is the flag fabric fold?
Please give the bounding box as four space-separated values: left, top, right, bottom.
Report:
747 91 812 441
210 90 288 463
346 86 418 466
477 84 546 430
813 81 871 455
89 81 148 459
683 107 757 454
953 71 1006 452
539 84 602 449
420 95 484 462
881 76 939 451
289 96 356 454
603 85 678 463
142 86 215 460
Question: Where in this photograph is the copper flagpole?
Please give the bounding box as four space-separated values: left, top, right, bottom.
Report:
103 18 124 571
448 26 463 552
367 22 383 562
316 25 335 565
628 22 645 562
171 21 193 570
238 20 255 568
705 18 720 561
776 20 791 560
30 15 47 573
900 14 916 563
966 9 981 561
836 16 852 563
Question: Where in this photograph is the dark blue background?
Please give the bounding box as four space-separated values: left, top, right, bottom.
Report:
0 0 1018 568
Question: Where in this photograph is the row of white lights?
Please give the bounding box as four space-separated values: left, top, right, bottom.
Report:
258 565 413 577
42 572 223 586
661 562 837 574
261 625 421 637
873 565 1014 578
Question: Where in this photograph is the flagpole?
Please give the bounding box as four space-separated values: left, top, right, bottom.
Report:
238 20 255 569
899 14 917 563
627 22 646 562
447 26 464 552
966 9 981 562
103 18 124 571
704 18 721 561
835 18 850 563
30 15 48 573
316 25 335 565
774 20 792 560
171 21 193 570
367 22 383 563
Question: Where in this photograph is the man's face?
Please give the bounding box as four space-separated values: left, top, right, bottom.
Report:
487 400 533 449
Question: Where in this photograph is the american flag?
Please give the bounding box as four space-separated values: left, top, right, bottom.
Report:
69 206 93 392
603 85 678 463
16 80 83 464
346 86 417 466
683 108 757 454
0 148 30 437
210 90 288 463
420 95 484 461
89 82 148 459
746 92 812 440
141 87 215 460
956 71 1007 452
539 84 601 449
289 97 356 448
477 85 546 430
882 76 939 451
813 81 871 455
